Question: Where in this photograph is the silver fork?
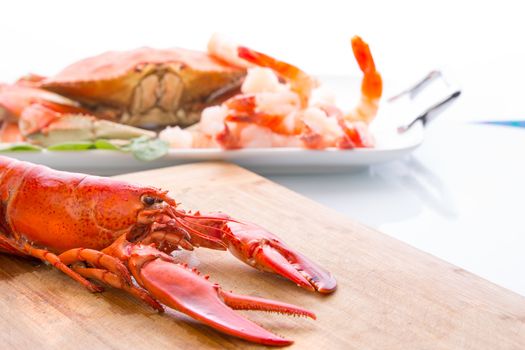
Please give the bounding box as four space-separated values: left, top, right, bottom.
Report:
392 70 461 133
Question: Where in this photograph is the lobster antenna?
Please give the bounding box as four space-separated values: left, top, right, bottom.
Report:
172 216 228 248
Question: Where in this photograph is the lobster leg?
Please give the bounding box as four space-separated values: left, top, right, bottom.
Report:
72 266 164 312
0 235 25 255
21 242 103 293
125 244 314 346
59 248 132 286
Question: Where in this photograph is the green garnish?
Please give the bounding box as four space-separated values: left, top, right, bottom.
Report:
0 143 43 152
0 137 169 161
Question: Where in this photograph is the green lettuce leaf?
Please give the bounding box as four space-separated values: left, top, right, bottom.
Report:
93 139 121 150
126 136 169 161
0 143 43 152
0 137 167 162
47 142 95 151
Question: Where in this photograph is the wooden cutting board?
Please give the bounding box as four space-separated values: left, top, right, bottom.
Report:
1 162 524 349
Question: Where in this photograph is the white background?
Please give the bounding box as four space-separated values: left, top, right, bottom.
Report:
2 1 525 295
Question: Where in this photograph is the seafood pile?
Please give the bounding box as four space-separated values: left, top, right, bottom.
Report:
0 34 382 157
161 35 382 150
0 155 336 345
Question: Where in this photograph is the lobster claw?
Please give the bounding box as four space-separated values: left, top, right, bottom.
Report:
224 221 337 294
128 245 314 346
253 241 337 294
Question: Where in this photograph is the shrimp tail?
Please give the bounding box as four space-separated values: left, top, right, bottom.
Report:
345 36 383 124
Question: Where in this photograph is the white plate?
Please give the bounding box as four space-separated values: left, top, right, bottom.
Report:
0 76 424 175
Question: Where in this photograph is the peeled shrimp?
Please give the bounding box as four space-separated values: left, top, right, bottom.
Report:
163 35 381 150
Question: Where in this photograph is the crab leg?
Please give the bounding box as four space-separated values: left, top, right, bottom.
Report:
0 83 155 146
0 122 23 143
124 244 314 346
173 211 337 294
19 101 155 146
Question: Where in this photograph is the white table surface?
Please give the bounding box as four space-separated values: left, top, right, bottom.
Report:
2 1 524 297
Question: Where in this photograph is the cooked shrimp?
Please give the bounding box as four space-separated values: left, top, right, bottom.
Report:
210 67 303 141
237 47 317 108
318 104 374 148
207 33 253 69
166 35 381 150
345 36 383 124
200 97 298 149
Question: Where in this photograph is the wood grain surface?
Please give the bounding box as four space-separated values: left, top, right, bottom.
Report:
1 162 524 349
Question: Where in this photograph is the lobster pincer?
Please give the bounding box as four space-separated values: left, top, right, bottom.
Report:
112 243 314 346
178 212 337 293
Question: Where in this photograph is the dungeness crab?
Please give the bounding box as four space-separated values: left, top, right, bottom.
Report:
0 45 246 145
33 48 245 129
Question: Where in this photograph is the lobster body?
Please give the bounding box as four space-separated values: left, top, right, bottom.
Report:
0 156 153 252
0 155 336 346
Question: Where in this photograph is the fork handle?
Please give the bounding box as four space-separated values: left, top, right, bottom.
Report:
398 90 461 133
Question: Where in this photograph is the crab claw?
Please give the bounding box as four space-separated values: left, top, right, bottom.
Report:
128 245 314 346
222 221 337 294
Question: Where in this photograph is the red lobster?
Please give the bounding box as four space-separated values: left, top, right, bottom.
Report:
0 155 336 346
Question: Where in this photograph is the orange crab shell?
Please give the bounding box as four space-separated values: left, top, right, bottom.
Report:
38 48 246 128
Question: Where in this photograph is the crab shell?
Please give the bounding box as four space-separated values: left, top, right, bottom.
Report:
38 48 246 129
